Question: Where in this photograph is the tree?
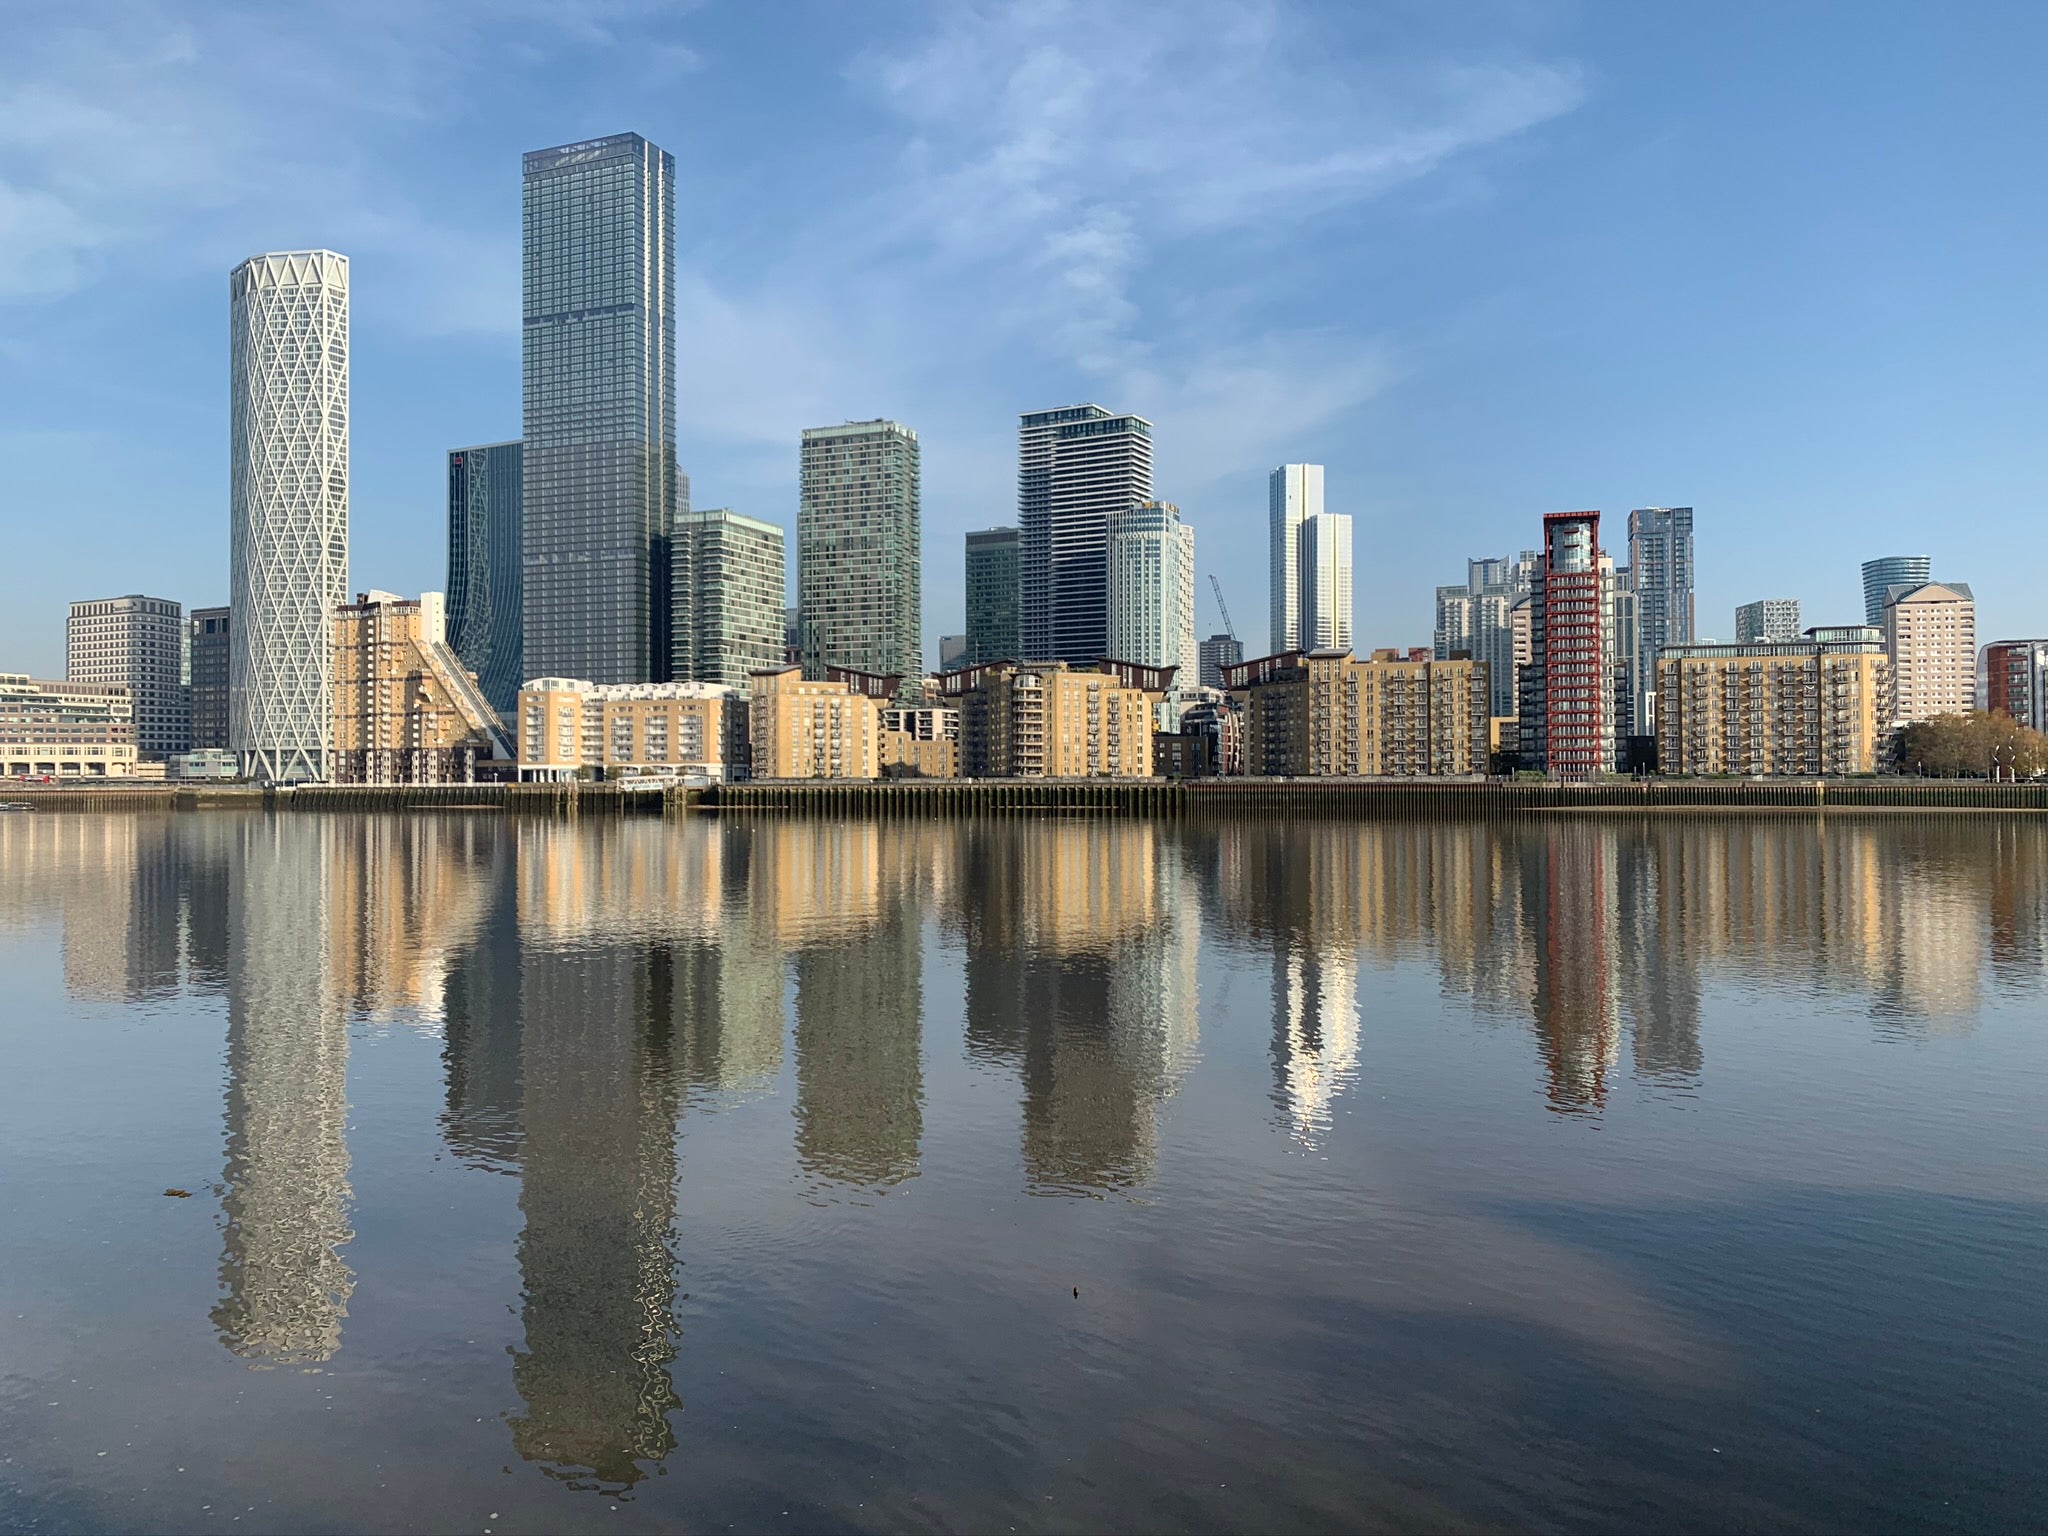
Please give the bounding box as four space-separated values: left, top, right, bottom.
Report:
1895 711 2048 778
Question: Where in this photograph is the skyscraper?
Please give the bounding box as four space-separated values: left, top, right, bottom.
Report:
1521 511 1610 779
1862 555 1932 627
1198 634 1243 690
964 526 1021 666
1297 512 1353 653
1019 406 1154 665
1735 598 1802 645
798 420 921 681
188 607 231 751
446 441 524 713
1626 507 1694 734
1268 464 1324 654
672 508 787 687
1105 501 1197 690
67 595 188 759
1438 552 1538 716
521 134 677 687
229 250 349 782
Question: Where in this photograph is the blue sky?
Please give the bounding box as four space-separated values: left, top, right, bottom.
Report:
2 0 2044 675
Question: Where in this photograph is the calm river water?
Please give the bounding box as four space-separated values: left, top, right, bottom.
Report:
1 810 2044 1533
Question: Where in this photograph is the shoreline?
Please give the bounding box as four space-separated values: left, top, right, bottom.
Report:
6 778 2047 817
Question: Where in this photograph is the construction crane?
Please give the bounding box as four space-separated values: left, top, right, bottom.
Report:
1208 573 1238 643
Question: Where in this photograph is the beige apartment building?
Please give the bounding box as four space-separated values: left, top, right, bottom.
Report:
516 677 748 782
1228 649 1490 777
879 704 960 778
331 592 510 784
947 660 1166 778
1 673 137 777
1655 629 1890 776
1882 581 1976 726
749 666 883 779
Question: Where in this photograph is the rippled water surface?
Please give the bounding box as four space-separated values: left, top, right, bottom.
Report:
2 810 2045 1533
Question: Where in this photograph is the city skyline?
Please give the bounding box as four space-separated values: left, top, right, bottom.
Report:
5 5 2041 677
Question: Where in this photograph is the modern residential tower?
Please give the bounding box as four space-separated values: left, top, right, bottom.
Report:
1297 511 1354 653
1883 581 1976 725
1521 511 1611 779
964 526 1021 666
521 134 677 686
1104 500 1196 691
67 595 187 759
1267 464 1324 654
798 420 921 681
229 250 349 782
1626 506 1694 734
446 441 524 713
1019 406 1154 665
1735 598 1802 645
672 508 787 687
188 607 231 751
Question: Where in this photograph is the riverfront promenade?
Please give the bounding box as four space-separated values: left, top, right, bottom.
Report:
9 777 2048 816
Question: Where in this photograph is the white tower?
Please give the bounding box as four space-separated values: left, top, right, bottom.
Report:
1297 512 1353 652
1106 500 1196 696
230 251 349 782
1268 464 1324 654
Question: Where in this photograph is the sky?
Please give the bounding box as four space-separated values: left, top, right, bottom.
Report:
1 0 2044 676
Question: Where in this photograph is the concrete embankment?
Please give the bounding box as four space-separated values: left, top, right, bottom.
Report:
10 778 2045 818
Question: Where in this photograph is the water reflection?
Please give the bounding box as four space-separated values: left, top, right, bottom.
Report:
7 808 2047 1490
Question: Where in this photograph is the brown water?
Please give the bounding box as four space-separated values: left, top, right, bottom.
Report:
1 811 2044 1533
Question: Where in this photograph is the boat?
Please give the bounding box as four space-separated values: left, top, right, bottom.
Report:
0 802 32 813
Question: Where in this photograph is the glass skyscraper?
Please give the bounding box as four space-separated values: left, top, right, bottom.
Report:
1268 464 1324 654
1862 554 1931 627
964 526 1020 666
798 420 922 681
447 441 524 713
1626 506 1695 734
1019 405 1153 665
521 134 676 686
672 508 787 687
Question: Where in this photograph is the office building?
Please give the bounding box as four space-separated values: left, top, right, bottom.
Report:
1627 506 1695 733
1862 555 1931 628
67 595 187 759
1882 581 1976 725
1019 406 1154 665
188 607 231 750
1521 511 1611 779
946 660 1167 778
516 676 747 782
446 441 524 713
1198 634 1243 690
229 250 350 782
964 526 1021 665
1735 599 1802 645
798 420 921 681
672 508 786 687
522 134 677 686
1 673 136 777
1267 464 1324 653
1297 512 1353 653
1105 500 1196 693
938 635 968 669
750 665 883 779
1656 629 1890 776
330 591 509 784
1227 649 1489 778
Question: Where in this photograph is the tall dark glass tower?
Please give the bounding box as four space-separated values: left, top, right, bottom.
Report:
964 527 1020 666
1018 405 1152 665
447 441 524 712
521 135 676 685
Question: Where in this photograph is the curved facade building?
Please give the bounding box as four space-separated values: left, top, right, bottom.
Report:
229 250 350 783
1861 554 1930 628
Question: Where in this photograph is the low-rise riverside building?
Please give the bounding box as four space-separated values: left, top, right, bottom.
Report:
749 665 883 779
942 660 1168 778
1 673 137 777
331 592 510 784
1982 639 2048 730
1654 627 1889 776
879 704 960 778
1226 649 1490 777
517 677 748 782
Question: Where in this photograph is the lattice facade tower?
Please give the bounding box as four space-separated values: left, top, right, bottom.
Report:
229 250 349 783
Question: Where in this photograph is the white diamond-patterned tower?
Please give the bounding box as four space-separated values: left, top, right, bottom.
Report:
230 251 349 782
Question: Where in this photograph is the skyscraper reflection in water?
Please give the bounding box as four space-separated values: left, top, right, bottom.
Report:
959 822 1198 1192
212 817 354 1365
